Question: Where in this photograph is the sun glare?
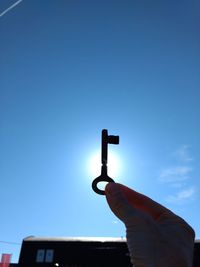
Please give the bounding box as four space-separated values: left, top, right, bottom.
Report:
88 150 121 179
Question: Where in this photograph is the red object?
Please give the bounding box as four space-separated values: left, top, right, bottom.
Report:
0 254 12 267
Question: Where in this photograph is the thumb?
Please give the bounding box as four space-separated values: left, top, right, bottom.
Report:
105 183 150 226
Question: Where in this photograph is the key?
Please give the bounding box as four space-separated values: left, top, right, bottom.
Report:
92 129 119 195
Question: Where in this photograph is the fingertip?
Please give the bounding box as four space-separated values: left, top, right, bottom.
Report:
105 183 136 223
105 182 112 195
105 182 124 197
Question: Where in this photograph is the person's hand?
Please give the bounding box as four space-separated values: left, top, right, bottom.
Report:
105 183 195 267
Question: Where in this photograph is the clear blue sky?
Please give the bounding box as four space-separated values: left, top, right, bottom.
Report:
1 0 200 263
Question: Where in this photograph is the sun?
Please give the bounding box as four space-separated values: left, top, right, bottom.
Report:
88 149 121 179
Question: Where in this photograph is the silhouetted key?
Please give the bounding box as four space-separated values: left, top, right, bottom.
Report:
92 129 119 195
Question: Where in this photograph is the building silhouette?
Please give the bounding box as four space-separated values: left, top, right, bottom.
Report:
13 236 200 267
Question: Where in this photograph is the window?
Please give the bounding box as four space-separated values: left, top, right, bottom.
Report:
36 249 54 263
36 249 45 263
45 249 54 263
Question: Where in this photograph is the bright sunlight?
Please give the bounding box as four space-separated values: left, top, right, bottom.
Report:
88 149 121 179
